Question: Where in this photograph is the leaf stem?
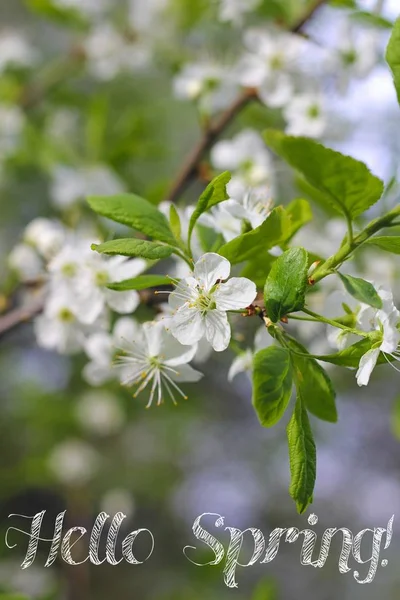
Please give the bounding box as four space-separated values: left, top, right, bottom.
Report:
301 307 368 337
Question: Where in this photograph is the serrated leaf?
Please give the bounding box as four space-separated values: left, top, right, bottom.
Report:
87 194 176 245
314 337 388 368
218 206 289 264
252 346 293 427
351 10 393 29
285 198 313 241
265 130 384 219
338 273 382 309
188 171 231 245
107 274 172 291
92 239 174 260
264 247 308 322
286 337 338 423
287 391 316 514
366 236 400 254
387 19 400 104
169 204 182 240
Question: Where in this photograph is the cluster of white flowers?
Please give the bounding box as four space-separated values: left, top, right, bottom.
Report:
173 16 382 138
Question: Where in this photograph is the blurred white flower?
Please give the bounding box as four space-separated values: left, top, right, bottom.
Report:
226 181 274 229
75 390 125 436
129 0 167 32
52 0 110 17
284 92 328 138
48 439 99 486
83 317 141 385
8 243 43 281
173 62 238 113
116 320 203 407
168 253 257 351
24 218 66 260
219 0 261 23
228 326 272 380
0 560 56 599
0 30 38 72
0 105 24 156
199 201 243 242
101 488 136 518
50 164 125 208
84 23 150 80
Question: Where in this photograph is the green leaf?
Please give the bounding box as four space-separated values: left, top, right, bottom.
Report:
365 236 400 254
87 194 176 245
252 579 277 600
386 19 400 104
264 247 308 323
188 171 231 245
351 10 393 29
25 0 87 27
287 391 317 514
92 239 174 260
338 273 382 309
0 595 30 600
330 0 357 7
108 274 172 291
264 130 384 219
314 337 388 368
252 346 293 428
285 198 313 241
169 204 182 241
391 395 400 440
218 206 289 264
286 337 338 423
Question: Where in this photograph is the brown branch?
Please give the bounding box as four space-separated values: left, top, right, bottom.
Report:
167 0 327 203
0 296 44 340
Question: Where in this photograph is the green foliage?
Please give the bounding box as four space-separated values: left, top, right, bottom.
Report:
169 204 182 241
218 207 289 264
286 337 338 423
314 337 387 367
329 0 357 7
287 391 316 514
252 346 293 427
252 579 277 600
25 0 87 27
92 239 175 259
264 247 308 323
338 273 382 309
107 274 172 291
264 130 384 219
391 395 400 440
285 198 313 241
365 235 400 254
87 194 177 245
187 172 231 246
386 18 400 104
351 10 393 29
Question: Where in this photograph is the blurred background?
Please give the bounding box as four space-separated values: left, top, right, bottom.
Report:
1 0 400 598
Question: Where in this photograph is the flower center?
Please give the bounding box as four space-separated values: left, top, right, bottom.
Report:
58 307 75 322
307 104 321 119
195 289 216 313
270 53 284 70
62 262 77 277
95 269 109 286
341 49 357 66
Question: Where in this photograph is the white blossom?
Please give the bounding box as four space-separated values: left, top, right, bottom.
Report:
51 0 110 17
8 243 43 281
75 390 125 436
83 317 141 385
218 0 261 23
115 320 203 407
50 164 125 208
199 202 243 242
48 440 99 486
168 253 257 351
284 92 328 139
0 30 38 72
356 287 400 386
24 218 66 260
101 489 136 518
0 105 24 156
228 326 272 380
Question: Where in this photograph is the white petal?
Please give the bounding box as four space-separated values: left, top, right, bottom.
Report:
254 326 273 352
194 253 231 291
356 348 380 387
169 306 205 346
113 317 141 342
214 277 257 311
105 289 140 314
169 363 203 383
83 361 113 386
143 321 164 356
72 289 105 325
193 337 213 365
84 332 113 363
204 310 231 351
112 257 147 282
228 350 253 381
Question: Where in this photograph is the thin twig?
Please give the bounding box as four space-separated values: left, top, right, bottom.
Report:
0 296 44 340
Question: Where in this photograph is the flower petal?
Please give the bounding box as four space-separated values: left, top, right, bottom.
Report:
105 289 140 314
228 350 253 381
169 363 203 383
83 361 113 386
112 257 147 282
169 277 198 310
194 253 231 291
169 306 205 346
214 277 257 311
356 347 380 387
204 310 230 351
84 332 113 363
